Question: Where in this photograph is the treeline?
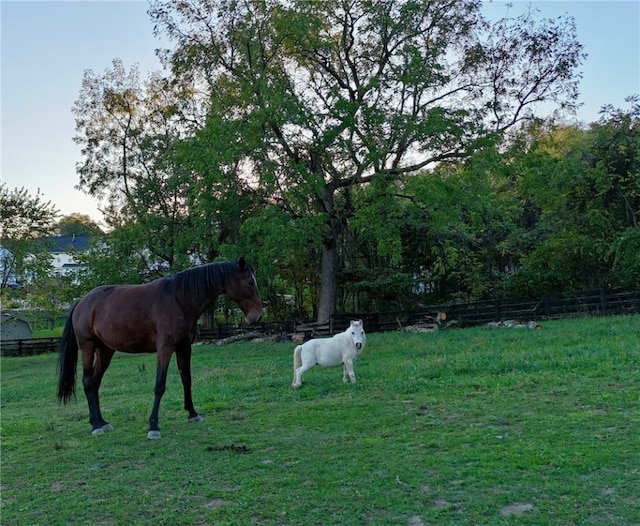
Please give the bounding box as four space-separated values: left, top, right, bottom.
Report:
74 102 639 319
4 1 637 323
248 105 640 316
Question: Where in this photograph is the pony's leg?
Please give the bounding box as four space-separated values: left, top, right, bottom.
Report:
293 360 315 388
344 359 357 384
175 346 203 423
148 350 172 439
81 344 115 435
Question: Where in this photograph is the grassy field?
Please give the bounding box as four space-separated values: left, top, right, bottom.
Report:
1 315 638 525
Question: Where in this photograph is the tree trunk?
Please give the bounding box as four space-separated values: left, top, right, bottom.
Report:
316 182 340 323
317 238 338 323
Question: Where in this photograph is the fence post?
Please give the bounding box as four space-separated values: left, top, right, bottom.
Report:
600 289 607 314
542 295 551 317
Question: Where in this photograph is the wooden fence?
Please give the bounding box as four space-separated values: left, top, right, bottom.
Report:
197 321 296 341
2 288 638 356
1 338 60 357
330 287 640 334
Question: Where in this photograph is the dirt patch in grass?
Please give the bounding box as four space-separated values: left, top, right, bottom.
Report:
204 499 232 509
500 502 534 516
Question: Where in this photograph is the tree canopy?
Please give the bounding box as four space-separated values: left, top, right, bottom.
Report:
0 185 59 305
68 1 640 321
149 0 584 320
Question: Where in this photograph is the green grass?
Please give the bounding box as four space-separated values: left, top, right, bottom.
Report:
32 327 64 338
1 315 639 525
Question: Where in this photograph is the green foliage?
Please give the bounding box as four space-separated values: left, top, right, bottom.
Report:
2 315 639 525
56 214 103 236
66 2 632 315
233 206 326 319
0 184 59 298
144 0 585 319
610 227 640 287
503 100 640 296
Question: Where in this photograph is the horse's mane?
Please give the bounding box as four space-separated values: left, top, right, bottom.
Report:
171 261 238 296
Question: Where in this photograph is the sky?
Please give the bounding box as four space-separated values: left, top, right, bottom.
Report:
2 1 639 226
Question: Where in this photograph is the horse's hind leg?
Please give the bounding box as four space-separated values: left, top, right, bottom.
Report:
176 346 203 423
81 343 115 435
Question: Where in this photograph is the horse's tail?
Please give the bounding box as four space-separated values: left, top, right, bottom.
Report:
293 345 303 372
57 304 78 404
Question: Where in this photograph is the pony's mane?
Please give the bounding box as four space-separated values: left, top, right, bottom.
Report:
171 261 238 295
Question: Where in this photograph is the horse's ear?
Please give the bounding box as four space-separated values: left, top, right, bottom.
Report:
238 256 247 270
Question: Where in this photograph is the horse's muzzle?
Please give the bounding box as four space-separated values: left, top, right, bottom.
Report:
244 312 263 325
355 342 362 350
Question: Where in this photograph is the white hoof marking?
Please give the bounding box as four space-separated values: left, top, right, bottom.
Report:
91 424 113 436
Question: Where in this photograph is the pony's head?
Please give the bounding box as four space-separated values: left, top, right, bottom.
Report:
226 257 264 325
349 319 365 350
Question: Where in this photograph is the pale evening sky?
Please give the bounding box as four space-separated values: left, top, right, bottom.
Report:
1 0 639 225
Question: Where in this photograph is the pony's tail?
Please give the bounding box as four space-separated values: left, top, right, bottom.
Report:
57 304 78 404
293 345 302 373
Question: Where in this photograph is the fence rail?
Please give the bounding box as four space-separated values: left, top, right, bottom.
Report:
1 338 60 357
330 287 640 334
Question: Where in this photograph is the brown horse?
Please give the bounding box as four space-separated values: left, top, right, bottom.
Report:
57 258 263 439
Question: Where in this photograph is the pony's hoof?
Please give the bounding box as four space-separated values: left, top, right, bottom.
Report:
147 430 162 439
188 415 204 423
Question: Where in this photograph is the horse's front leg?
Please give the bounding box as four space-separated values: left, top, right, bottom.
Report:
148 351 171 439
176 346 203 423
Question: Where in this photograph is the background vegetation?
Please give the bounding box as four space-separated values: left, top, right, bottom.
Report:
1 315 638 525
1 0 638 323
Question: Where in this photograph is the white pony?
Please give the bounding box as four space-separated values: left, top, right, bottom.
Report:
292 320 366 388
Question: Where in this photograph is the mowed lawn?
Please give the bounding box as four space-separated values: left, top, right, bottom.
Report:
1 315 638 525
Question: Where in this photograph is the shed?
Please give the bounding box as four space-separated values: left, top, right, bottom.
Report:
1 313 33 340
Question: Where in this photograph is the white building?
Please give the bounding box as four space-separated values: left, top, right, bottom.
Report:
43 235 92 276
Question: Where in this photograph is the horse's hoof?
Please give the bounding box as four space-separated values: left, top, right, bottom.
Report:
188 415 204 423
91 423 113 436
147 430 161 439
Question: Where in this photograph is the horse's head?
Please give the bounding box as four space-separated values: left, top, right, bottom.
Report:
227 257 264 325
350 319 365 350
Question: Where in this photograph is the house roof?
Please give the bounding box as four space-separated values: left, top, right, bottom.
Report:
1 313 32 326
43 235 92 253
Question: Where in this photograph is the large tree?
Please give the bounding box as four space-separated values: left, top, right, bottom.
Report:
148 0 584 320
73 59 209 272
